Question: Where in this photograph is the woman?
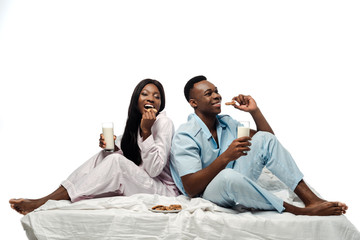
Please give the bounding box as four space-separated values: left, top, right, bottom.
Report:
10 79 179 215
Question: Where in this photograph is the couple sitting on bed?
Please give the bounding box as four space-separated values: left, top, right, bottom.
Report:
10 76 348 216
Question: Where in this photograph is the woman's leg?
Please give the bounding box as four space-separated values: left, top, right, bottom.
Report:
9 151 109 215
10 151 174 215
10 185 69 215
62 153 174 202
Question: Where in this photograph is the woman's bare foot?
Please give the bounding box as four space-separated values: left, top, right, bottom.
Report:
9 198 46 215
10 186 71 215
284 200 348 216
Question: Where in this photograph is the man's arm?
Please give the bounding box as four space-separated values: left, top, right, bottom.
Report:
233 95 274 135
181 137 251 197
250 108 274 135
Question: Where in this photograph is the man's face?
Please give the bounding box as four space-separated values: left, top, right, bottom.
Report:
189 80 222 116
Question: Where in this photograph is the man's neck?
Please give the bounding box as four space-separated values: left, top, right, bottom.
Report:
195 111 217 132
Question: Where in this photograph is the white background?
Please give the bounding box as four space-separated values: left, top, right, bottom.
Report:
1 0 359 239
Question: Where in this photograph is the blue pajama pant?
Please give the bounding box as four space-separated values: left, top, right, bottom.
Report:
202 131 304 213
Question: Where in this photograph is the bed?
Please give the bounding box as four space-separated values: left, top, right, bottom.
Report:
20 169 360 240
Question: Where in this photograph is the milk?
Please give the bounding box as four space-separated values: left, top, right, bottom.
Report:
237 126 250 138
102 122 114 151
237 121 250 138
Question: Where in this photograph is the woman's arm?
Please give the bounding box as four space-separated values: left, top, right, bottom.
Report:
139 115 174 177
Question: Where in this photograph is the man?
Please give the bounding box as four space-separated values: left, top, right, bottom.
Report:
170 75 347 215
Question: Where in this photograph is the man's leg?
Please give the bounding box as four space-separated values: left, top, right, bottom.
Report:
202 168 285 212
233 131 303 191
287 180 347 215
233 131 347 215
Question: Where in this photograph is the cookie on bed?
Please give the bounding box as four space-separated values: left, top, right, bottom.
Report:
151 205 167 211
168 204 182 210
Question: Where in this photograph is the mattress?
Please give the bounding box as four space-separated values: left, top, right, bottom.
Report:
20 169 360 240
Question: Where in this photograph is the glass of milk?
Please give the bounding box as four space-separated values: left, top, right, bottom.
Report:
102 122 115 151
237 121 250 138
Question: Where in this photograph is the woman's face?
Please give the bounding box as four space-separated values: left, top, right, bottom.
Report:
137 83 161 115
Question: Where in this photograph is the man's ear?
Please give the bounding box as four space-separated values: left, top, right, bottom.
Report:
189 99 197 109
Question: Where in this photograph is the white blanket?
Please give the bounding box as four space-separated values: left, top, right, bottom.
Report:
21 170 360 240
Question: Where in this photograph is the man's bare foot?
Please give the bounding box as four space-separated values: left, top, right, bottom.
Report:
9 198 45 215
305 197 348 214
284 201 348 216
306 199 348 214
291 180 348 216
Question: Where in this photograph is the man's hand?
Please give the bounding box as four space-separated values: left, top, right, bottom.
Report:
230 94 274 135
222 136 252 162
232 94 258 113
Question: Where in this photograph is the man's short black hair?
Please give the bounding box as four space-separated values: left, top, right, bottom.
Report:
184 75 207 102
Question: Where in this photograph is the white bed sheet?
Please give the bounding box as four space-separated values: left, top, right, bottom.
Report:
21 170 360 240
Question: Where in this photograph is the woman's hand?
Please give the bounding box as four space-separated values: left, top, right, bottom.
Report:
99 134 117 149
140 108 157 140
232 94 258 113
